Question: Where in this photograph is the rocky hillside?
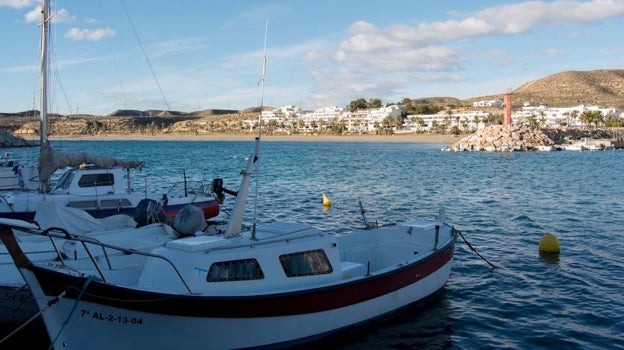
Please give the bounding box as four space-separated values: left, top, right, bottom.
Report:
2 69 624 138
470 69 624 108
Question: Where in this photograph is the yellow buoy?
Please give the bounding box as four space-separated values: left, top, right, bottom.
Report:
322 193 332 207
539 233 560 253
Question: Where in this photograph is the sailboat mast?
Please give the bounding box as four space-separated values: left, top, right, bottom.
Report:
39 0 49 147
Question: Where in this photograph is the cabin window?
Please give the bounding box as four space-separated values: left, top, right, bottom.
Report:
67 201 98 209
206 258 264 282
100 199 132 209
78 173 114 188
279 249 333 277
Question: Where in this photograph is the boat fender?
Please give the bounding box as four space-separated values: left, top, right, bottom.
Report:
172 204 207 237
134 199 167 228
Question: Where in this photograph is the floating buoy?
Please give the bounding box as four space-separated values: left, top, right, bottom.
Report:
539 233 560 254
322 193 332 207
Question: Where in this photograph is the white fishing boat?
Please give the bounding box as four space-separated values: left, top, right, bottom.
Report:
537 145 555 151
0 0 220 222
0 154 220 222
0 204 456 348
0 21 457 348
562 137 603 151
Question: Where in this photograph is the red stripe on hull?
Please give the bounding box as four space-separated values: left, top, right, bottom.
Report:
31 240 455 318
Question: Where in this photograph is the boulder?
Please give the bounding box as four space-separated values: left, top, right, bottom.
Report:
451 125 554 152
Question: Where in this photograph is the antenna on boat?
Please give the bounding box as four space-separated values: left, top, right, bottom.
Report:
250 19 268 240
223 20 268 239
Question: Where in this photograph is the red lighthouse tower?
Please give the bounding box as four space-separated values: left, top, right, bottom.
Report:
503 90 512 125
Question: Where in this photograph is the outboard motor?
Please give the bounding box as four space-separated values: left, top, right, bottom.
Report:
134 198 167 227
211 178 238 204
173 204 207 237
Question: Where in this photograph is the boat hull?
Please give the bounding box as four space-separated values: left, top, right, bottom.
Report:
0 285 37 323
20 241 453 349
0 198 219 221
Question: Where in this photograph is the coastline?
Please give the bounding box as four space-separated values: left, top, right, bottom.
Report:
48 132 460 143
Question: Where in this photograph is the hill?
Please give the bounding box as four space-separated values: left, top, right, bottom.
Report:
2 69 624 138
468 69 624 108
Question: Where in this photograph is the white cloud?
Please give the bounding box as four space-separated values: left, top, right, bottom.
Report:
52 8 74 24
476 0 624 33
546 48 568 56
24 6 39 22
303 0 624 107
0 0 33 9
65 27 116 41
345 20 379 36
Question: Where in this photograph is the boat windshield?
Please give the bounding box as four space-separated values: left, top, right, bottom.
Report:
53 170 73 191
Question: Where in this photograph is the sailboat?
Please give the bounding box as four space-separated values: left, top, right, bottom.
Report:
0 1 220 222
0 156 38 191
0 0 222 324
0 21 457 348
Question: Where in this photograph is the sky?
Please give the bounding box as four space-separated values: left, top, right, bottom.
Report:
1 0 624 116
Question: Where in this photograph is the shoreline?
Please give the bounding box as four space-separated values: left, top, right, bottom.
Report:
48 132 460 143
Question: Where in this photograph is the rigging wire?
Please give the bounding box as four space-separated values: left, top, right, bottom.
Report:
97 0 129 110
47 3 74 116
119 0 171 111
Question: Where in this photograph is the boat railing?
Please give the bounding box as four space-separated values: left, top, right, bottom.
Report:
14 225 194 294
165 180 210 197
205 231 327 253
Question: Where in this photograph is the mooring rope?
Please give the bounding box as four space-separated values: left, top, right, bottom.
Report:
3 284 35 318
456 229 499 269
0 307 47 345
0 284 29 307
0 287 66 346
48 275 97 349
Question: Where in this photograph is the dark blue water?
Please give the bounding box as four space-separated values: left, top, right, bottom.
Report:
2 140 624 349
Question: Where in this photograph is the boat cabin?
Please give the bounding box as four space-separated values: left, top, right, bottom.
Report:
51 167 130 196
136 222 348 295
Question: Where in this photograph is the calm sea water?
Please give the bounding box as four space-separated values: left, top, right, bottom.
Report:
2 140 624 349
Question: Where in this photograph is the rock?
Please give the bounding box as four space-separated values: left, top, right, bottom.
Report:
451 125 554 152
0 129 36 147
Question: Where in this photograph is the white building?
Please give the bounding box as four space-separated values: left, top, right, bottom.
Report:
404 111 490 132
512 104 622 127
247 102 622 134
472 99 503 107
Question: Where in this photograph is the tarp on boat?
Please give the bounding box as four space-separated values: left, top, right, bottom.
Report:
34 203 136 234
38 142 145 187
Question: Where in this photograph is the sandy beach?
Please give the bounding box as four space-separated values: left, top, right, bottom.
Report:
48 132 460 143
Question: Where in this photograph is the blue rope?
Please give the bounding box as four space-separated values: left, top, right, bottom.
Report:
48 275 97 350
